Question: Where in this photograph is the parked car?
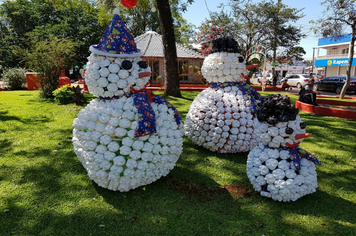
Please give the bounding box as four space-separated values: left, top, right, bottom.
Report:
282 74 310 88
310 72 322 78
284 72 295 78
253 72 262 78
314 76 356 94
257 73 273 85
309 72 323 81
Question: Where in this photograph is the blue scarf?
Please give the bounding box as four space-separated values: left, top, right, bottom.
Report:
265 145 321 172
128 88 181 138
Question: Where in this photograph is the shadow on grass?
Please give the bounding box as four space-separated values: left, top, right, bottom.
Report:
0 139 13 153
2 145 356 235
0 110 22 122
0 110 53 125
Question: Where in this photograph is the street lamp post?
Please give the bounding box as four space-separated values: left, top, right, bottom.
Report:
312 47 317 73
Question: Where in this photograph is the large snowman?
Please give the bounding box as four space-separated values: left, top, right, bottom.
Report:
247 94 321 202
184 38 262 153
72 9 184 192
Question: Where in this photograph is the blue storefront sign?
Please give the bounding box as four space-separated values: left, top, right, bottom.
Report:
315 58 356 67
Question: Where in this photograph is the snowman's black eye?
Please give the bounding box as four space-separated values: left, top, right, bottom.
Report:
285 127 294 134
300 122 306 129
238 56 244 63
137 61 148 69
121 60 132 70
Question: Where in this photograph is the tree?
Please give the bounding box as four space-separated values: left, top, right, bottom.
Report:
18 35 77 98
230 1 271 57
259 0 305 74
0 0 104 68
197 1 305 59
196 10 239 55
311 0 356 99
286 46 306 61
0 0 55 68
96 0 194 45
156 0 181 97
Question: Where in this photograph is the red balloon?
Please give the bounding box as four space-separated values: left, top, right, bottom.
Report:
121 0 137 8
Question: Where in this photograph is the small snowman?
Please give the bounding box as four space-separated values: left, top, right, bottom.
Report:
72 9 184 192
247 94 321 202
184 37 262 153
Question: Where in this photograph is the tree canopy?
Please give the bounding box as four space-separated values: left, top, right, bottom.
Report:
0 0 104 69
19 35 78 98
311 0 356 99
196 0 306 69
96 0 195 45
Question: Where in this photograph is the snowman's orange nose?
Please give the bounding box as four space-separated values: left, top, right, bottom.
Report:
139 72 151 78
295 133 310 140
246 64 259 70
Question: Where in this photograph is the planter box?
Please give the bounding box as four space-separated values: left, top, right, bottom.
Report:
26 72 71 90
26 72 41 90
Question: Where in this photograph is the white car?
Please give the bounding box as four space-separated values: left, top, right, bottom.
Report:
257 73 273 85
282 74 310 88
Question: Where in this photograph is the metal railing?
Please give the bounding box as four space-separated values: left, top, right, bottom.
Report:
317 53 355 59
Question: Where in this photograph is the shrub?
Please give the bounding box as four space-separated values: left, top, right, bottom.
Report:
2 68 27 90
53 85 74 104
19 35 77 98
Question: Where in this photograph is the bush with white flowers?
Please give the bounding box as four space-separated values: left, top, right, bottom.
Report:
73 96 184 192
84 54 151 98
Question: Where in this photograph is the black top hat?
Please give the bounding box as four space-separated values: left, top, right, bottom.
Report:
211 37 241 53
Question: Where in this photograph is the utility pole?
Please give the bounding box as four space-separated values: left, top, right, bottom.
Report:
312 47 317 73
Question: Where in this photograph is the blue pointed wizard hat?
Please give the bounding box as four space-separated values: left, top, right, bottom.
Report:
89 8 142 57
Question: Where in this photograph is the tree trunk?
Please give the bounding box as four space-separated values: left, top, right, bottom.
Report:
156 0 182 98
339 26 355 99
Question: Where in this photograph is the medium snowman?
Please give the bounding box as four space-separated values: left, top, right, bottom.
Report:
72 9 184 192
247 94 321 202
184 37 262 153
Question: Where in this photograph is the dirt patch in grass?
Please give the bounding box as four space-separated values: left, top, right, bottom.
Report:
166 177 252 201
223 184 253 200
166 177 226 202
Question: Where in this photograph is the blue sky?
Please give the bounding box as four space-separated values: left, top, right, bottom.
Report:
182 0 328 59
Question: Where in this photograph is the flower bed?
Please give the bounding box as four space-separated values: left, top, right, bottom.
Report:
295 99 356 120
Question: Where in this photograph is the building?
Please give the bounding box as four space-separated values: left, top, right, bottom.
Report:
274 63 305 77
266 61 305 78
135 31 206 84
315 34 356 78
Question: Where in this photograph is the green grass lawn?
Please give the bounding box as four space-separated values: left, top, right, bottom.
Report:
0 90 355 236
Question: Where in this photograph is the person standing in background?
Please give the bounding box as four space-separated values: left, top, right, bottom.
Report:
272 72 278 87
